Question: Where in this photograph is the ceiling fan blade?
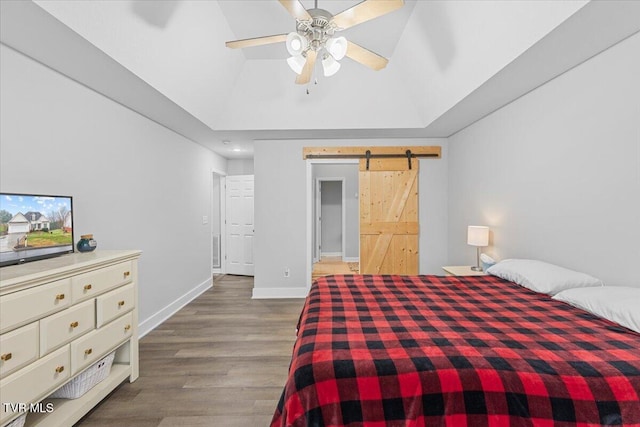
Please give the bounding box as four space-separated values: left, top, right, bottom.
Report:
346 41 388 71
225 34 287 49
296 50 317 85
332 0 404 30
278 0 312 21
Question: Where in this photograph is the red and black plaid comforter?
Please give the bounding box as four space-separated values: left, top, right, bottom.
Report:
271 274 640 426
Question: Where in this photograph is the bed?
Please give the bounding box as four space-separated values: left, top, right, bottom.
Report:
271 274 640 426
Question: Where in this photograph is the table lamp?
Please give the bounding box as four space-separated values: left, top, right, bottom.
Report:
467 226 489 271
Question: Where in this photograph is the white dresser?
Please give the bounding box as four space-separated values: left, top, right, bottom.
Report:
0 250 141 427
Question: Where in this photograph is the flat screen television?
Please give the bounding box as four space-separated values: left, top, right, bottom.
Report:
0 193 74 267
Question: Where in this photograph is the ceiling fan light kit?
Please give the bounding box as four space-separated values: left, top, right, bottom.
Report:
286 31 308 56
321 54 341 77
283 7 343 77
326 36 347 60
225 0 404 85
287 54 307 75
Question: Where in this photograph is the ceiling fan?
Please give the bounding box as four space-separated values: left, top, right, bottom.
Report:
225 0 404 84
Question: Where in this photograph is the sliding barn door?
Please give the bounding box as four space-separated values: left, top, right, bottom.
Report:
359 158 418 275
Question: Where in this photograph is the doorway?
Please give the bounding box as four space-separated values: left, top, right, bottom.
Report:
315 178 345 261
211 169 225 275
312 178 350 282
307 161 359 285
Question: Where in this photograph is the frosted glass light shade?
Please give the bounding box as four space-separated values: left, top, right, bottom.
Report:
287 55 306 75
326 36 347 60
467 226 489 247
286 32 308 56
322 55 341 77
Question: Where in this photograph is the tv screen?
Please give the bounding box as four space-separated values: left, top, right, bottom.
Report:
1 193 74 267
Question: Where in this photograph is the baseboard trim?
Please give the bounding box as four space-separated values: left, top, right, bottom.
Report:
252 287 308 299
321 252 342 257
138 277 212 338
343 257 359 262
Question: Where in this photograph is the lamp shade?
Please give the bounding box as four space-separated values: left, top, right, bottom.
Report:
467 226 489 247
326 36 348 60
287 54 306 75
322 55 341 77
286 32 308 56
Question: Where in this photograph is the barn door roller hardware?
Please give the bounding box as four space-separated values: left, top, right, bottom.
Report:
303 146 441 170
357 149 418 170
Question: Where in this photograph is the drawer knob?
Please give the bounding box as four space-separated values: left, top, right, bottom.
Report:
124 324 131 332
55 366 65 373
84 284 92 291
1 353 12 361
70 321 79 328
84 348 93 355
118 300 126 307
124 271 131 277
55 293 65 300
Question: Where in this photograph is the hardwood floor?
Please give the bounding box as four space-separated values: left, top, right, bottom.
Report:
311 256 358 282
75 275 305 427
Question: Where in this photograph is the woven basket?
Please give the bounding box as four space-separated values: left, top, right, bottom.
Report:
49 352 115 399
6 414 26 427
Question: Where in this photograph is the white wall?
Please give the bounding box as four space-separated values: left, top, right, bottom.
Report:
0 44 228 330
448 32 640 287
253 138 448 298
226 158 254 175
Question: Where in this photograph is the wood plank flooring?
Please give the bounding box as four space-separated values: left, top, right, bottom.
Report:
75 275 305 427
311 256 358 282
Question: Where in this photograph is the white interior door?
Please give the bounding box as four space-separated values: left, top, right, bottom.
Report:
225 175 254 276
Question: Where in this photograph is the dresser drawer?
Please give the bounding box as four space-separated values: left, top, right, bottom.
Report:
71 261 133 303
0 279 71 334
70 312 133 374
0 345 70 425
96 283 135 328
0 322 39 379
40 299 95 357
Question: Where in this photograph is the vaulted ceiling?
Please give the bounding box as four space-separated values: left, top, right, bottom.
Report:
1 1 639 158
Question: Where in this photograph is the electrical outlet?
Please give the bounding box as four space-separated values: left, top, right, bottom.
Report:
284 268 290 278
202 215 208 225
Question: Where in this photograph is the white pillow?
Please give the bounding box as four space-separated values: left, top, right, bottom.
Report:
486 259 603 295
553 286 640 333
